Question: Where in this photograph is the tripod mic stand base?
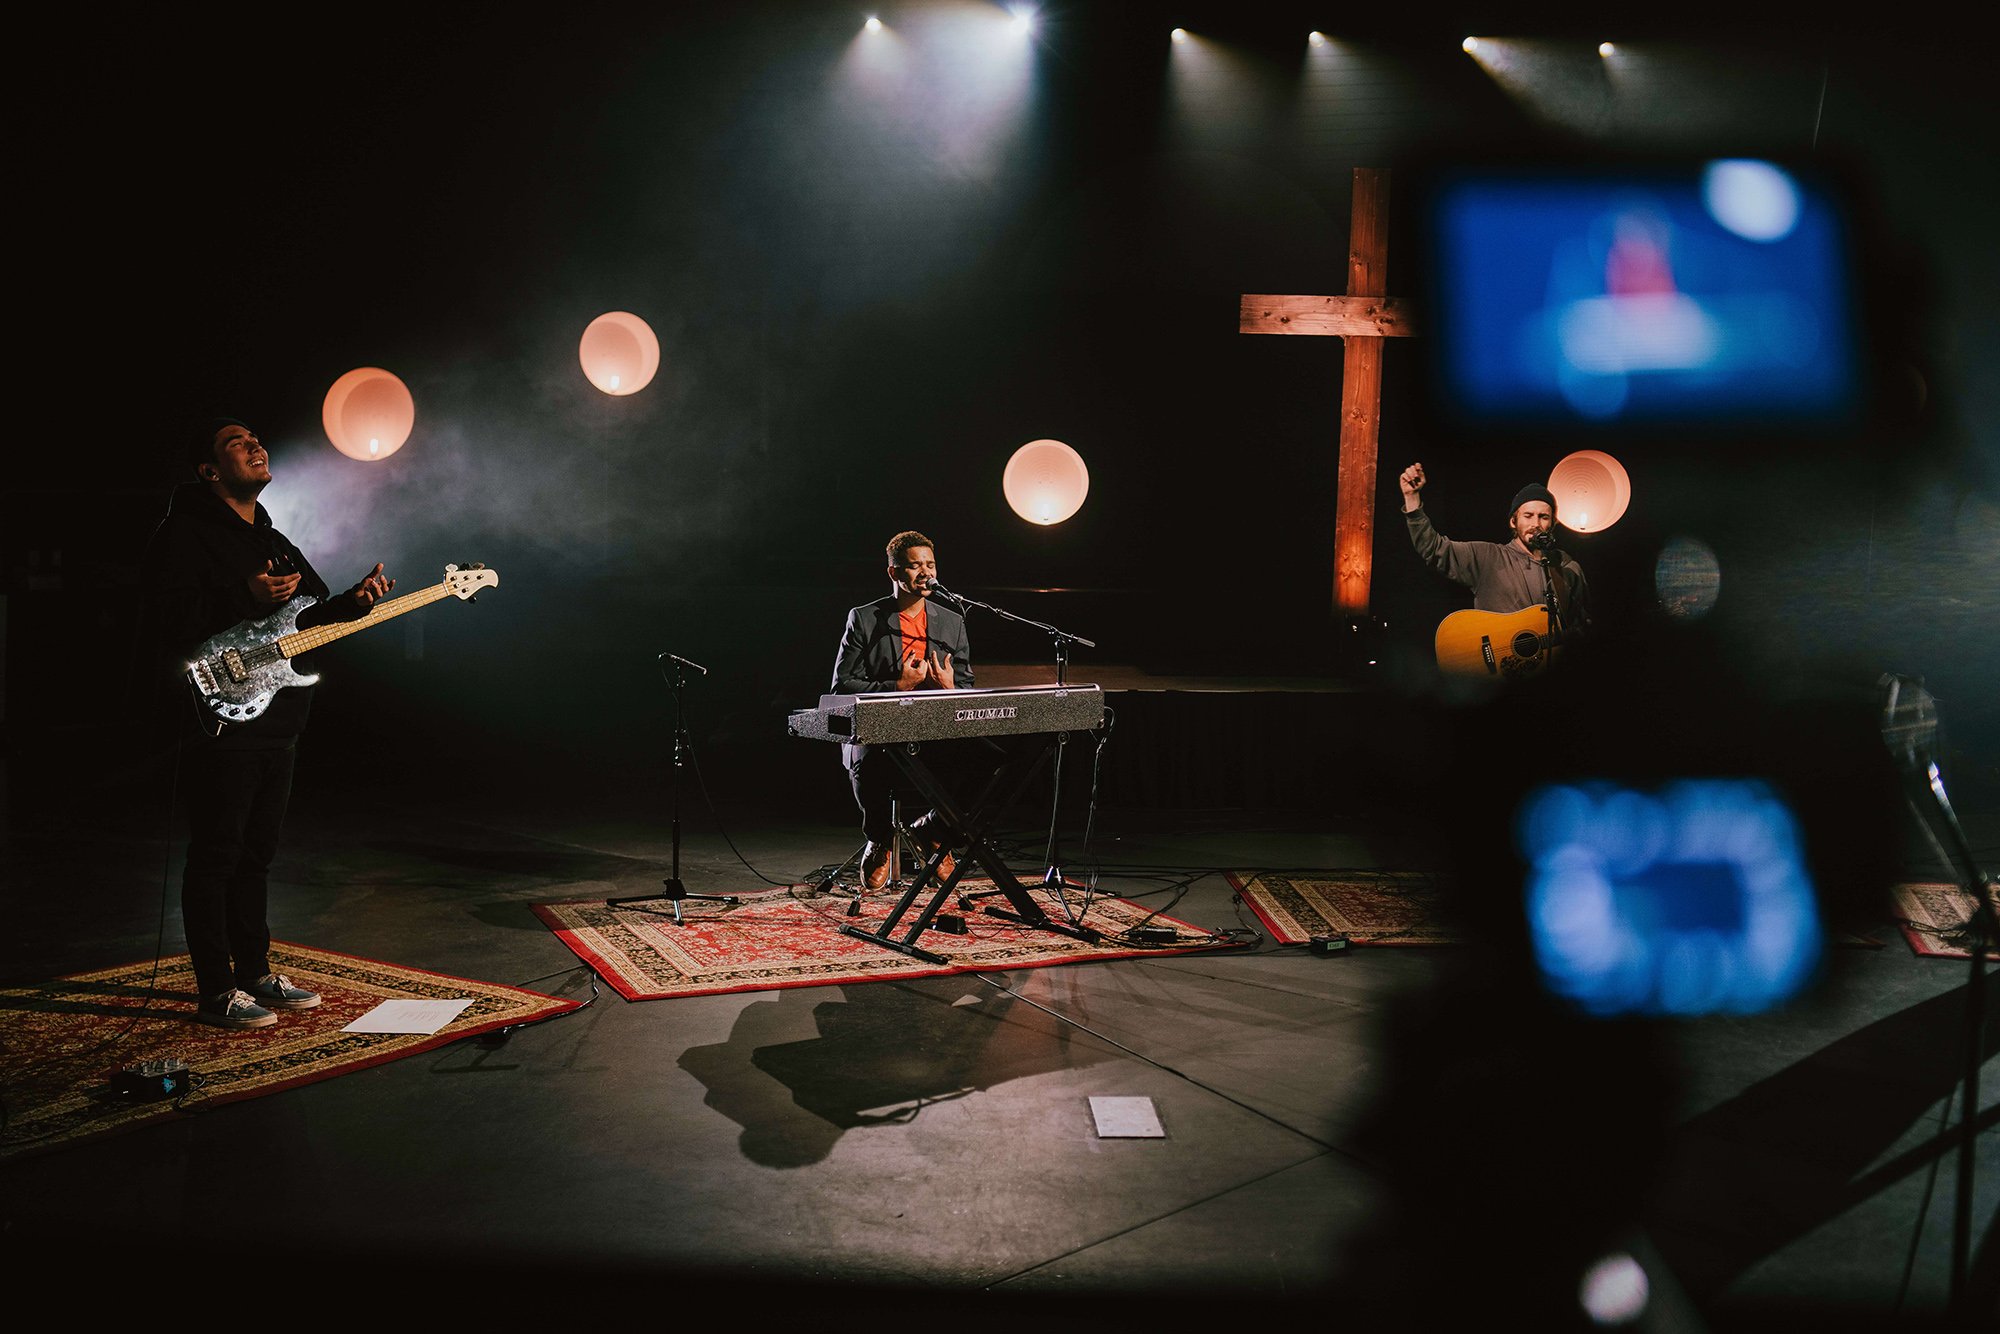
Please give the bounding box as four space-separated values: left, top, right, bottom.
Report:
606 878 741 926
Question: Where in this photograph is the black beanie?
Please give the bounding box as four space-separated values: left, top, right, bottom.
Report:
188 416 251 471
1509 483 1556 518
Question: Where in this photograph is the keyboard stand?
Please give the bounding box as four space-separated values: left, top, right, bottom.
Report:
837 735 1101 964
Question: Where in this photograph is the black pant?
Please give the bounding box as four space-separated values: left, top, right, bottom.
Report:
181 742 296 1000
843 737 1008 846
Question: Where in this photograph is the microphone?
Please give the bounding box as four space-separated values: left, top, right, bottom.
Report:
656 651 709 675
1526 531 1559 554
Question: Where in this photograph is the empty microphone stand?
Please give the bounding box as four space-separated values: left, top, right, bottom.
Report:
608 651 740 925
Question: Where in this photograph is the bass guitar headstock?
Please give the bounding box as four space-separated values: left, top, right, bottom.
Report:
444 563 499 601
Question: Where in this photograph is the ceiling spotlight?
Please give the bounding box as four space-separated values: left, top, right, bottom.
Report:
1171 27 1188 43
864 15 881 32
1462 36 1479 53
1599 41 1617 57
1308 31 1327 46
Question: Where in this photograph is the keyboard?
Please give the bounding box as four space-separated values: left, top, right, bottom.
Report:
787 684 1105 746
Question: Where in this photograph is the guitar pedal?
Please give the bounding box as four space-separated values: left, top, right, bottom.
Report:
114 1058 194 1101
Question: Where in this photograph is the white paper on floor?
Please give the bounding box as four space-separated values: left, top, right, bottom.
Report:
342 998 475 1035
1089 1095 1165 1138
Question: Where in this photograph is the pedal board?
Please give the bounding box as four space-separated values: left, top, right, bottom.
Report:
114 1058 194 1101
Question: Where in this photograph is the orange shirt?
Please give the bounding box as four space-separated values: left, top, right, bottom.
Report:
898 602 928 665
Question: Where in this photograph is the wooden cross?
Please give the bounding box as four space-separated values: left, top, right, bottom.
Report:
1240 167 1416 618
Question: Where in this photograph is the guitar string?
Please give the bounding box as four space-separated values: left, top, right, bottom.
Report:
275 582 452 655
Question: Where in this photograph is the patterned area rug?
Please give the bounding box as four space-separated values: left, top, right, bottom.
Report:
1232 870 1889 950
533 880 1241 1001
1228 869 1464 946
1891 880 2000 959
0 942 578 1161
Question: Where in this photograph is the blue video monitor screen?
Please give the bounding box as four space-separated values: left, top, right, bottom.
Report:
1417 159 1868 435
1515 778 1823 1018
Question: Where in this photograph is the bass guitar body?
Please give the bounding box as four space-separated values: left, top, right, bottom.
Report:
185 598 321 731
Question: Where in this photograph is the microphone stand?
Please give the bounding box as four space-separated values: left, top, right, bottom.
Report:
1878 674 1996 1315
927 583 1098 894
1530 538 1567 662
607 652 740 925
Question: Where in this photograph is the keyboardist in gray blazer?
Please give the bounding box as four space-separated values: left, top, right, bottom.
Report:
831 530 975 888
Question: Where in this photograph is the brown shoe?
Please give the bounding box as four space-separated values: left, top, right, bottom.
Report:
911 814 956 882
861 841 892 890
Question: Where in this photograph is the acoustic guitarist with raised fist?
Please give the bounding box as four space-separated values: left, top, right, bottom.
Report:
1399 461 1590 678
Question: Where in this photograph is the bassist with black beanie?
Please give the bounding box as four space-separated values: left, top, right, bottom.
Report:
143 416 394 1030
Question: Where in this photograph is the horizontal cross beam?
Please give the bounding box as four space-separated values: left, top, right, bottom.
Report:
1237 294 1417 338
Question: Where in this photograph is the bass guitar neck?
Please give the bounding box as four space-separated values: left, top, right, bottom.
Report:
184 563 498 732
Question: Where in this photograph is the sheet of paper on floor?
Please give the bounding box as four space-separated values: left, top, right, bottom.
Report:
1089 1095 1166 1138
343 998 475 1034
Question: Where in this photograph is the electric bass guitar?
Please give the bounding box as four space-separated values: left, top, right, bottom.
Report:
1433 604 1571 679
184 563 498 733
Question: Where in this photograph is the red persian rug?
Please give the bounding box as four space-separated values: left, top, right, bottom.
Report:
1891 880 2000 959
0 942 578 1160
1228 869 1465 946
532 880 1242 1001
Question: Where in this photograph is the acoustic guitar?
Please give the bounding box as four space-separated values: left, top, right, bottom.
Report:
184 563 497 733
1433 604 1570 679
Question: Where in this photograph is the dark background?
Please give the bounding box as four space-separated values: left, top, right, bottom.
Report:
6 2 1996 828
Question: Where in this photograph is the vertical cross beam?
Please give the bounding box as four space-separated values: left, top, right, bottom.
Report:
1239 167 1413 619
1335 167 1389 617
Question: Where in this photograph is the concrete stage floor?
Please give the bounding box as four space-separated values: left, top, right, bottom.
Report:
2 770 1994 1329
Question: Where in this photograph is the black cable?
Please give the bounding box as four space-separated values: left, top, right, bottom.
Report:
1075 706 1116 881
1893 1085 1956 1314
1043 711 1118 927
473 965 602 1042
1098 868 1215 939
0 728 187 1148
103 728 186 1041
509 963 596 990
685 747 812 889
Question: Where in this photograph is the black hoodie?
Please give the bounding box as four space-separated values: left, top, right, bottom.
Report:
143 482 368 745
